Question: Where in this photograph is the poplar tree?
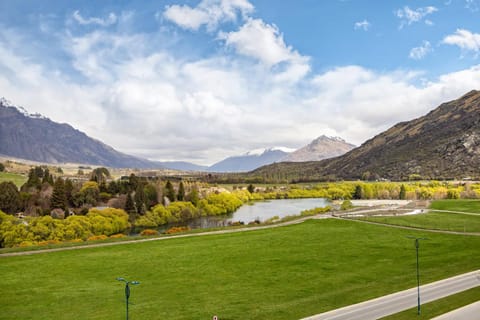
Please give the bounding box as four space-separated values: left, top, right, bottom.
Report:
165 180 176 202
51 178 67 212
177 181 185 201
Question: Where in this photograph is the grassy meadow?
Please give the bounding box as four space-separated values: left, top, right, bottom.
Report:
0 172 27 188
1 218 480 320
356 199 480 233
429 199 480 213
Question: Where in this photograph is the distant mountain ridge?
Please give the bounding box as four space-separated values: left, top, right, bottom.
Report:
251 90 480 181
0 97 356 172
208 148 290 172
207 136 355 172
283 135 355 162
0 98 160 169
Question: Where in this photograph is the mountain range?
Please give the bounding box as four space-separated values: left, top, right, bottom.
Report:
0 98 354 171
251 90 480 181
0 98 157 169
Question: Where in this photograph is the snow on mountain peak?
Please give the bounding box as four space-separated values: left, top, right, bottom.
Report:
244 146 294 156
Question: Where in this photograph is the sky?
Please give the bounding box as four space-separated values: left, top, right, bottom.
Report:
1 0 480 166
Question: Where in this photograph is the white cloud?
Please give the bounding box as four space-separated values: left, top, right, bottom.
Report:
219 18 309 69
443 29 480 53
396 6 438 29
2 12 480 166
163 0 254 31
354 20 371 31
72 10 117 27
409 41 433 60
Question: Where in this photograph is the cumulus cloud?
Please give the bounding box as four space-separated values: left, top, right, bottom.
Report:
72 10 117 27
2 6 480 165
443 29 480 53
396 6 437 29
409 41 433 60
354 20 371 31
219 18 309 70
163 0 254 31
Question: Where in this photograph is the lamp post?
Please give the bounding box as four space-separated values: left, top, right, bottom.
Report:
407 236 427 316
116 277 140 320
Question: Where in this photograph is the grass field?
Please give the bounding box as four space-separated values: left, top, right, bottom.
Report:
357 211 480 233
429 199 480 213
355 199 480 233
1 219 480 320
0 172 27 188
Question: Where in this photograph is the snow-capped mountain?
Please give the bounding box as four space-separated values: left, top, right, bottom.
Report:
208 147 293 172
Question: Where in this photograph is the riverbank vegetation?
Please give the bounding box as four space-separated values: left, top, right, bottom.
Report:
2 164 480 248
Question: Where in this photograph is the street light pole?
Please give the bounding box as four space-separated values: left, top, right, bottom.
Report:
407 236 427 316
116 277 140 320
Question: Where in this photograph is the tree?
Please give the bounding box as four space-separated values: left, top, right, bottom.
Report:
143 184 158 208
0 163 4 172
247 184 255 193
42 168 54 185
399 184 406 200
134 184 146 215
108 180 120 195
51 178 68 212
80 181 100 206
124 193 136 223
64 179 74 207
0 182 20 214
177 182 185 201
90 167 110 184
353 185 363 200
128 174 139 192
187 187 199 206
164 180 176 203
22 167 41 190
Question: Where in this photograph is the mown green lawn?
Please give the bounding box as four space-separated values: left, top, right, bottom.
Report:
356 199 480 233
358 211 480 233
0 172 27 188
429 199 480 213
1 219 480 320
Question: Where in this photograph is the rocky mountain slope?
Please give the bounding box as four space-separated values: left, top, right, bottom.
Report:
251 90 480 181
283 135 355 162
0 99 160 168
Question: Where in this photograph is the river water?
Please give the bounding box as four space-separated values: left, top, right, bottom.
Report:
186 198 329 229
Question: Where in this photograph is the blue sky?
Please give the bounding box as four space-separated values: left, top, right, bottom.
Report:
1 0 480 165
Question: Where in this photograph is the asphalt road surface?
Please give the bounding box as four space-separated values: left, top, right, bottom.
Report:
301 270 480 320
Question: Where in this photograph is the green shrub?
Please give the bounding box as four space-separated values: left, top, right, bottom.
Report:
341 200 353 210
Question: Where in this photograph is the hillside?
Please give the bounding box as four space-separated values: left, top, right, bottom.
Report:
251 90 480 181
283 135 355 162
0 99 160 169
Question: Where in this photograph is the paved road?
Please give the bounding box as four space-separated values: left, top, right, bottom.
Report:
301 270 480 320
431 301 480 320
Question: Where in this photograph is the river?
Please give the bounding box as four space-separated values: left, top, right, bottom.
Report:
186 198 329 229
